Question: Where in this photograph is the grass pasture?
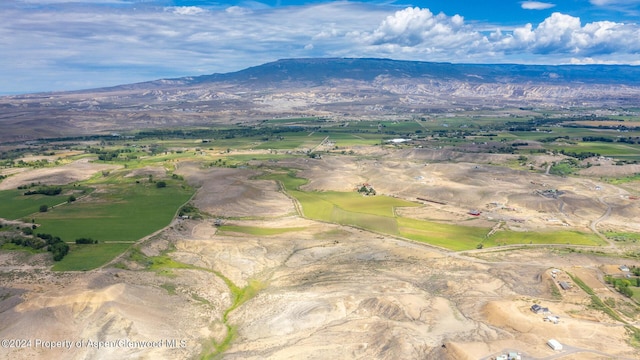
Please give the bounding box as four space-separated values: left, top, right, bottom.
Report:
398 217 488 251
488 230 604 247
331 206 400 234
0 189 70 220
35 181 193 242
328 133 382 147
52 243 132 271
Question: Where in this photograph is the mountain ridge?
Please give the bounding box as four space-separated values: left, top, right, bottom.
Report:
2 57 640 143
169 57 640 87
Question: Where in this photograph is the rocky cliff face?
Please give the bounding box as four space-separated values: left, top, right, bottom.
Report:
1 58 639 142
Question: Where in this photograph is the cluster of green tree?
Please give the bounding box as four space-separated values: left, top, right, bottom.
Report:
21 225 36 235
357 185 376 196
14 159 52 168
17 182 42 190
0 145 74 166
0 147 33 162
549 161 577 176
84 147 136 161
178 203 203 220
557 149 599 160
429 129 475 138
618 137 640 144
615 159 640 165
582 136 640 144
605 275 640 298
539 136 570 143
505 117 567 131
23 186 62 196
565 123 639 131
137 125 311 141
209 159 228 167
75 237 98 244
582 136 614 142
487 146 520 154
9 233 69 261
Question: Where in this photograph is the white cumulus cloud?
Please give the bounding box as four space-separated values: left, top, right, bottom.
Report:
497 12 640 55
521 1 556 10
363 7 480 51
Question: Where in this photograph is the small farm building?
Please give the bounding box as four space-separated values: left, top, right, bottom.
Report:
547 339 563 351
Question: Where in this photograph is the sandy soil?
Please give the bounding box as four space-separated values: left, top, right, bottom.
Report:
1 149 640 360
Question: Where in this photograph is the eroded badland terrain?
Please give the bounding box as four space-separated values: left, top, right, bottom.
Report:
1 59 640 360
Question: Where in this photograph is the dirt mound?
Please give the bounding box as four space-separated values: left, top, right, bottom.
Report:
0 277 210 359
177 164 294 218
357 297 410 321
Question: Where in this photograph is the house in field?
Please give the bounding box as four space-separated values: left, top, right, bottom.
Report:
530 304 549 314
558 281 571 290
619 265 630 272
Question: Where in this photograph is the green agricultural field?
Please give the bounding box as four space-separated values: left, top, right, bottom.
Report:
312 191 418 217
253 131 326 150
0 189 72 220
252 138 308 150
397 217 488 251
34 180 193 243
488 230 604 246
325 132 382 147
572 142 640 157
632 287 640 304
289 189 335 219
52 243 132 271
291 189 419 224
331 206 400 234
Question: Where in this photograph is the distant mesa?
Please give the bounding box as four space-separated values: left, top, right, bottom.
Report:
3 57 640 143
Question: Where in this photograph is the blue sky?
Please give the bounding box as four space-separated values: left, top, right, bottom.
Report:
1 0 640 94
